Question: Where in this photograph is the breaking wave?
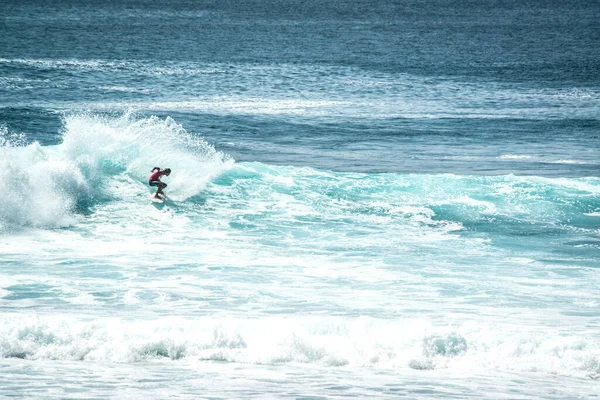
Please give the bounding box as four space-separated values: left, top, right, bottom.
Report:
0 315 598 380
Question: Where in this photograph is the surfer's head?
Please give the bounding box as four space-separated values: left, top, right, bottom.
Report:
165 168 171 176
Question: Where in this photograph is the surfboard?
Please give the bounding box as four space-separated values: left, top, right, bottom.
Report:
150 194 165 203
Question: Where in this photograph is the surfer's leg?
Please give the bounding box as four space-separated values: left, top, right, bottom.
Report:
157 182 167 197
149 180 163 198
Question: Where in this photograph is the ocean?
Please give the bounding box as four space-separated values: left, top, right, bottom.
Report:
0 0 599 398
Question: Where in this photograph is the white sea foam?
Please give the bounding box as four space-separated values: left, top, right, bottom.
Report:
498 154 535 160
0 315 597 379
546 177 600 194
552 159 590 165
99 85 151 94
498 155 594 166
0 141 88 230
0 58 119 70
433 196 497 214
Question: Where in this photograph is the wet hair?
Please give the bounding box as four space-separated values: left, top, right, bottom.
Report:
165 168 171 175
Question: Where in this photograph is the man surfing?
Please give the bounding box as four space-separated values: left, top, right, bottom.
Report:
149 167 171 199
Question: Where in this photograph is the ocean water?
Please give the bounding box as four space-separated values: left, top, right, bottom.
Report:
1 0 599 398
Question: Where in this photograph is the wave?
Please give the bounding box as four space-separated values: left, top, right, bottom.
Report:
0 113 231 231
202 164 600 239
2 113 599 234
0 315 597 380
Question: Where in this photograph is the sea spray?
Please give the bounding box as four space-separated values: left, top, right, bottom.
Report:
0 131 88 230
59 112 233 201
0 113 233 230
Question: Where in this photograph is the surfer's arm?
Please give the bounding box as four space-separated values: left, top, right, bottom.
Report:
151 167 160 172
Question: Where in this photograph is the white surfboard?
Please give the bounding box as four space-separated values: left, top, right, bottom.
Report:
150 194 165 203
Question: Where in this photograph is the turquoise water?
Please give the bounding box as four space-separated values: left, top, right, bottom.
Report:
1 0 599 398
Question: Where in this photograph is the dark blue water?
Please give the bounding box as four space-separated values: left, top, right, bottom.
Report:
2 0 598 80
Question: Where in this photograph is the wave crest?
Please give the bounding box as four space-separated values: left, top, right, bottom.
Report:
0 113 232 231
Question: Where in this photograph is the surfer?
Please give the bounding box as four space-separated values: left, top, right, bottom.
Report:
149 167 171 199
